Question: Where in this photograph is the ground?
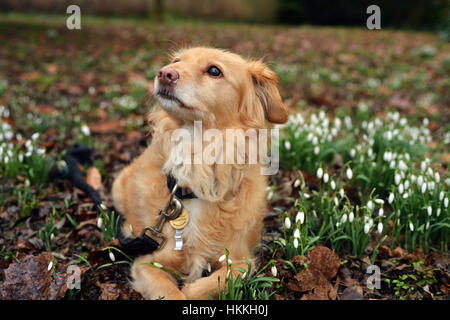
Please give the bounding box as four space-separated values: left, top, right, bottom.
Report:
0 13 449 300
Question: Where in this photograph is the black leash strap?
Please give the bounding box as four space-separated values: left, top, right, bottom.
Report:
50 143 160 257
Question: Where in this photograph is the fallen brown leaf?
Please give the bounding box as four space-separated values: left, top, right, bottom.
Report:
0 253 67 300
96 281 121 300
86 167 103 190
341 285 363 300
308 246 341 279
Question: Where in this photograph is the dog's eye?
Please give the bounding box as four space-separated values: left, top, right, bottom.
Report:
207 66 222 77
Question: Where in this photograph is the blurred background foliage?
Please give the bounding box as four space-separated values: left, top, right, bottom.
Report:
0 0 448 35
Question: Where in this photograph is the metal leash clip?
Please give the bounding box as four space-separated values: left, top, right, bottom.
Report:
139 184 183 249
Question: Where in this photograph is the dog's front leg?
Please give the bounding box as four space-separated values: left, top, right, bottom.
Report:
181 259 252 300
131 255 186 300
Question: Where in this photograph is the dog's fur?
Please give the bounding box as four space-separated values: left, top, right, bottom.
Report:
112 47 288 299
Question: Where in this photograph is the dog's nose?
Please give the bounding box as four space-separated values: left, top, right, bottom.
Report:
157 67 179 85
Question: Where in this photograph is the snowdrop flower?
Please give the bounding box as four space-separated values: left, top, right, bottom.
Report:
389 160 396 169
296 211 305 225
323 173 329 183
428 181 435 191
293 238 299 249
350 148 356 158
346 168 353 180
219 254 226 262
374 199 384 205
364 223 370 234
377 222 383 234
398 184 404 194
109 251 116 262
271 266 278 277
417 175 424 187
31 132 39 140
427 206 432 216
344 116 352 129
330 180 336 190
47 261 53 272
395 173 401 185
403 193 409 199
367 201 374 210
434 172 440 183
81 124 90 136
378 208 384 217
284 141 291 150
97 217 103 229
445 198 449 208
153 262 163 268
421 183 427 194
421 162 427 172
314 146 320 155
317 167 324 179
227 259 232 266
50 233 55 241
439 191 444 201
88 86 96 95
293 229 300 239
409 222 414 232
388 193 395 204
404 180 410 190
100 203 107 211
385 131 393 140
339 188 345 198
349 211 354 223
284 217 292 230
341 214 348 224
334 197 339 206
437 208 441 217
293 179 300 188
312 136 319 145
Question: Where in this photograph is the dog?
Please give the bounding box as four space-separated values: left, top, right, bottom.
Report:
112 47 288 299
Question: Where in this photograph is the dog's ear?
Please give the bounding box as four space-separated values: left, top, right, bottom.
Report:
247 60 288 124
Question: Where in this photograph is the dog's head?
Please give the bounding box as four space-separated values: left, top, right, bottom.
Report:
154 47 288 128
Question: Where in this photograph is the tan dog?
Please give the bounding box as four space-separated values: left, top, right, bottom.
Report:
112 47 287 300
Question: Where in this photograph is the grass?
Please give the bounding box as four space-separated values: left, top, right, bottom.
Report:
0 12 448 300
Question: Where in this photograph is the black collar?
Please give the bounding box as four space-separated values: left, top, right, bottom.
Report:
166 175 197 200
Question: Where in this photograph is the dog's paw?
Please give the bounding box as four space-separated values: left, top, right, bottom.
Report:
164 291 188 300
181 282 211 300
141 290 187 300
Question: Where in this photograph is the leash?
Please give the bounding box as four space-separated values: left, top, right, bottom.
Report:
50 143 195 257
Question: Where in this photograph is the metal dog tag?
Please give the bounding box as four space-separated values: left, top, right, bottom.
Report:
174 229 184 251
170 208 189 250
169 208 189 229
